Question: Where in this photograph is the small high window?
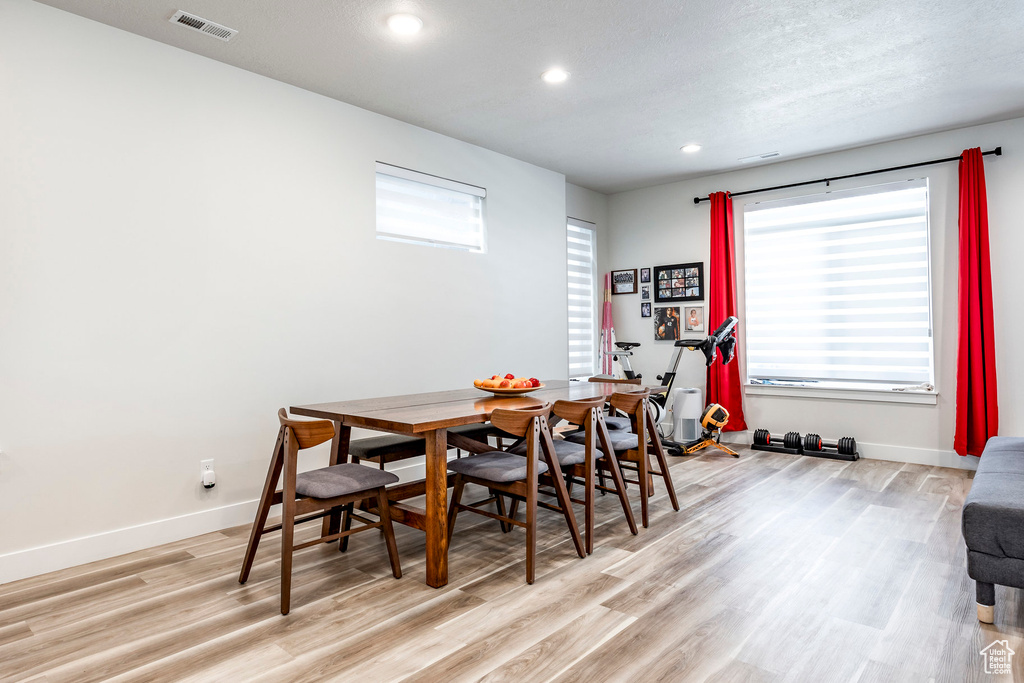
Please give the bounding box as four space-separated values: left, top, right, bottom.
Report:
375 162 486 252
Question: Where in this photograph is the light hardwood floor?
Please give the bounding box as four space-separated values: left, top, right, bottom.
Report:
1 448 1019 682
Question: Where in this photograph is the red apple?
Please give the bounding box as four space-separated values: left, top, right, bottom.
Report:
499 379 511 388
504 373 515 380
529 378 540 387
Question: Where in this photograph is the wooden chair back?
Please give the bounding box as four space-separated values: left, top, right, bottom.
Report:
608 389 650 417
552 396 606 426
588 376 642 385
488 403 552 438
278 408 335 450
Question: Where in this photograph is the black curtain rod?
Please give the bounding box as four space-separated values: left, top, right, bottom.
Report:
692 146 1003 204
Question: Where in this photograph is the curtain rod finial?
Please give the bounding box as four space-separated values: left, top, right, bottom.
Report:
995 146 1002 156
693 196 701 204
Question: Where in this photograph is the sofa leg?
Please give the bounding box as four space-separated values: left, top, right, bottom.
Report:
976 581 995 623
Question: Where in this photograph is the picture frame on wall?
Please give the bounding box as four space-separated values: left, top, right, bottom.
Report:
640 268 651 283
611 268 638 295
654 306 680 340
654 262 704 302
684 305 704 332
641 285 650 300
641 302 651 318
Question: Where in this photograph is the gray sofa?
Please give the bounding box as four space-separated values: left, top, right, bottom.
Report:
961 437 1024 623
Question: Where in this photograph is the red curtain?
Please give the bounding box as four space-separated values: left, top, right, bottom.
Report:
707 191 747 431
954 148 998 456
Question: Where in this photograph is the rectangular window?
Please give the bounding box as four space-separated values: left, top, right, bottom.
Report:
375 162 486 252
567 218 597 378
743 179 933 389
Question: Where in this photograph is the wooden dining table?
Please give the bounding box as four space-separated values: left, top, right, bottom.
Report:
291 379 643 588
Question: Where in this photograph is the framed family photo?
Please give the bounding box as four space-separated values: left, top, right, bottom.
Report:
641 285 650 300
684 305 704 332
611 268 638 295
640 268 651 283
654 262 704 303
641 302 651 317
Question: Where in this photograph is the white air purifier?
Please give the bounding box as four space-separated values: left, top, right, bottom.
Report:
671 387 703 442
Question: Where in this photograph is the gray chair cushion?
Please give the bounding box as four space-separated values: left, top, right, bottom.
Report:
603 415 632 431
449 423 502 439
447 451 549 483
564 429 638 451
509 438 588 466
962 437 1024 564
295 463 399 499
348 434 425 461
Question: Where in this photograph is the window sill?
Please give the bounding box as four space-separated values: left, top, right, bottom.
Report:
744 383 938 405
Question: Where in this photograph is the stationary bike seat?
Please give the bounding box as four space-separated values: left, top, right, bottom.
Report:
615 342 641 351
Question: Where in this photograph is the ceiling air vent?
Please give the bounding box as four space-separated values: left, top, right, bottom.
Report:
738 151 781 164
169 10 237 42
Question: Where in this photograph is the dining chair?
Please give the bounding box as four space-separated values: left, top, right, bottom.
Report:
446 403 585 583
566 389 680 527
510 396 637 554
239 409 403 614
587 376 641 431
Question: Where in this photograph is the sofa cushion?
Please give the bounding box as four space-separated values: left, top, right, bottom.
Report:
968 437 1024 475
295 464 399 499
962 437 1024 562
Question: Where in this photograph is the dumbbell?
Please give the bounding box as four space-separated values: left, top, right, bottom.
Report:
803 433 857 456
752 429 802 450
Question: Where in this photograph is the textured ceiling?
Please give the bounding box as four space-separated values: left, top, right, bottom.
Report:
34 0 1024 193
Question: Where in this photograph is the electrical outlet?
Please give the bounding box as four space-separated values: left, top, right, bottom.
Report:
200 459 216 489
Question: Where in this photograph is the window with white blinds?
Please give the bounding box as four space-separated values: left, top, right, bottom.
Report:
567 218 597 378
743 179 934 388
375 162 486 252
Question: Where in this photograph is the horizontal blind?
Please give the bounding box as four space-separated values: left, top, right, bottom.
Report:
567 218 597 378
375 162 486 252
743 179 933 386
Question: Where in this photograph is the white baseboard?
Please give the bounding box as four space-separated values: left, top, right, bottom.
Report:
854 441 978 470
0 499 260 586
720 430 978 471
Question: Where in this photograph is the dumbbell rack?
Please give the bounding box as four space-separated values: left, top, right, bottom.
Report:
752 428 859 461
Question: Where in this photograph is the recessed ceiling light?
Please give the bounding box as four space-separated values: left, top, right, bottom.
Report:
387 14 423 35
680 144 702 154
541 68 570 84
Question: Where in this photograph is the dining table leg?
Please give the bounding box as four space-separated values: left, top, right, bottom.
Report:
424 427 449 588
322 422 351 539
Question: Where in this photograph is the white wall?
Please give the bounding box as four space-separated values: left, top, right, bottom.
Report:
606 117 1024 470
0 0 568 581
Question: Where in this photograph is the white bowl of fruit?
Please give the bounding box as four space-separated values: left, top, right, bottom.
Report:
474 374 544 396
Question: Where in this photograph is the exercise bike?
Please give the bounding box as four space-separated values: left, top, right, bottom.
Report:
651 315 738 401
596 317 739 450
600 341 643 381
650 316 739 455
